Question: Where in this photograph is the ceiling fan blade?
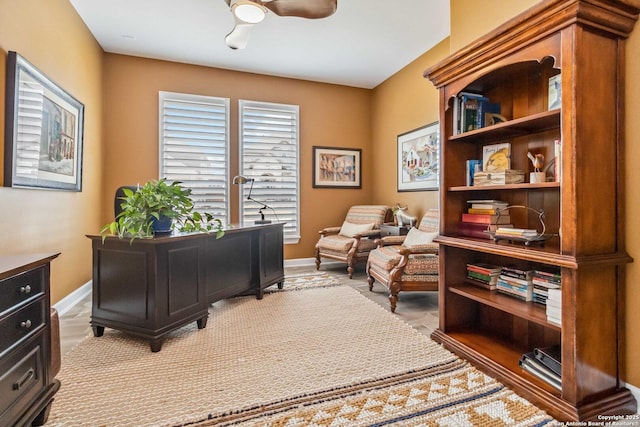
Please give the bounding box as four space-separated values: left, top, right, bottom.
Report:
262 0 337 19
225 22 255 49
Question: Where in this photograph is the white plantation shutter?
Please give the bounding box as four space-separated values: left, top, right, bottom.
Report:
159 91 230 225
239 100 300 243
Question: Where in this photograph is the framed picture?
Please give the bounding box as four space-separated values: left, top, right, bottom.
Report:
4 51 84 191
312 146 361 188
397 122 439 191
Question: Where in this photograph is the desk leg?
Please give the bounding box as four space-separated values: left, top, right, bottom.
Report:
197 316 208 329
92 325 104 337
256 288 264 300
150 339 163 353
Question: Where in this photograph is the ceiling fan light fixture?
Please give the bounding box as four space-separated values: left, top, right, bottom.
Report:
232 1 267 24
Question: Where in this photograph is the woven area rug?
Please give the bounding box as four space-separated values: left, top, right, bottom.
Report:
47 275 555 426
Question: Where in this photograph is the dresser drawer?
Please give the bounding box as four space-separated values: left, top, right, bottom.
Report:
0 269 45 316
0 299 46 359
0 341 46 422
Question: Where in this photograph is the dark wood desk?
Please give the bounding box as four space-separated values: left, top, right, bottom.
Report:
87 223 284 352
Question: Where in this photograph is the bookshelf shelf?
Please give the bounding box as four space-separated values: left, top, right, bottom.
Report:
450 284 560 330
450 109 560 144
425 0 638 421
431 328 562 397
450 182 560 192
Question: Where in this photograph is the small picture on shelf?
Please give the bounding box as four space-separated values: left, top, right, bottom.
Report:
548 74 561 110
482 142 511 172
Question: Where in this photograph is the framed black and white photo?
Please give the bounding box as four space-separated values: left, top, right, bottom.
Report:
4 51 84 191
312 146 361 188
397 122 439 191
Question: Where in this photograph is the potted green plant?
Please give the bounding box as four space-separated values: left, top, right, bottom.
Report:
101 178 224 241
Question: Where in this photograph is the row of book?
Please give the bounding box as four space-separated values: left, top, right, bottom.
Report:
497 266 534 301
466 262 562 304
519 344 561 390
452 92 505 135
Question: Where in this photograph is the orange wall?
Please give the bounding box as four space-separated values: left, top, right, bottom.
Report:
102 54 373 260
371 39 450 218
0 0 104 304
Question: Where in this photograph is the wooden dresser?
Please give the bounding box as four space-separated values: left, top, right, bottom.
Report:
0 253 60 427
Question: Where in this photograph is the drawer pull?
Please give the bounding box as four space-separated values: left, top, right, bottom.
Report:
20 319 33 329
20 284 32 294
13 368 35 390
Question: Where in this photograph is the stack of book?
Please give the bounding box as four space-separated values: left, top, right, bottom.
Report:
497 266 533 301
493 227 539 240
458 200 512 239
519 344 562 390
546 288 562 326
466 263 501 290
452 92 502 135
532 270 562 305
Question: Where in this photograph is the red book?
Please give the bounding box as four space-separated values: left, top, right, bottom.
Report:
461 213 511 224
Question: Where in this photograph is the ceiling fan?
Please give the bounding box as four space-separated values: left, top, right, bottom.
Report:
224 0 337 50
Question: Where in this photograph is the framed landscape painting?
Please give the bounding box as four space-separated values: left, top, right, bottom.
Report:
4 51 84 191
312 146 361 188
397 122 439 191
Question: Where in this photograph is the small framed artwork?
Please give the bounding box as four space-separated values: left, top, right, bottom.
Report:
4 51 84 191
397 122 439 191
312 146 361 188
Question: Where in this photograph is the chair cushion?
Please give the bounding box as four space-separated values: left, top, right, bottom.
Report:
402 227 438 248
339 221 375 237
316 234 355 252
368 245 403 271
403 254 439 275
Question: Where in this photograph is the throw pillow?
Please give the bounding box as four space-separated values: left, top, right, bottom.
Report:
402 227 438 247
339 221 375 237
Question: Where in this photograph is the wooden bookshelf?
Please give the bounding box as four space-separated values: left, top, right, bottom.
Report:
425 0 639 421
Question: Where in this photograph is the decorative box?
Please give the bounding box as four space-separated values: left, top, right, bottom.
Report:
473 169 524 186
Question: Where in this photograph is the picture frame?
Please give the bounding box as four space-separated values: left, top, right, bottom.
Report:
312 146 361 188
397 122 439 191
4 51 84 191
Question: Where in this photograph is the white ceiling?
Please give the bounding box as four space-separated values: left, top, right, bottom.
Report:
68 0 450 89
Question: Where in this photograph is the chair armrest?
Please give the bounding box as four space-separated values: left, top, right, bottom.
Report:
396 243 439 255
318 226 341 237
375 235 406 247
358 229 382 239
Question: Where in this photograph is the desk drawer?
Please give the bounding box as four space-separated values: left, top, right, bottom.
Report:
0 299 46 358
0 342 46 422
0 269 44 316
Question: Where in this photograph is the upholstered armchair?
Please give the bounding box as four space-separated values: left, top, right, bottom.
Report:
315 205 393 278
366 209 439 312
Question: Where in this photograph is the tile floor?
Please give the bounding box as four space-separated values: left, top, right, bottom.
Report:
58 263 440 357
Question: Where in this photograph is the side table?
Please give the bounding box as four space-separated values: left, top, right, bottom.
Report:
379 223 410 237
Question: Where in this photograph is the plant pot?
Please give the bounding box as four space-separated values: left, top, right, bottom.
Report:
152 215 173 235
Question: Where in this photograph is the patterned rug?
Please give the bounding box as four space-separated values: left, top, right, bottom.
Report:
266 271 342 292
47 274 555 426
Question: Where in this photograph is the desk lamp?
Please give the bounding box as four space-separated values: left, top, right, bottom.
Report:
232 175 272 224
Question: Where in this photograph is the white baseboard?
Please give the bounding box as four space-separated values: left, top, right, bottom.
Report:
284 257 316 267
625 382 640 414
284 258 343 268
53 280 91 316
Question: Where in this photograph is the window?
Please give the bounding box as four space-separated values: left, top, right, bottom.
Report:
159 91 230 225
239 100 300 243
